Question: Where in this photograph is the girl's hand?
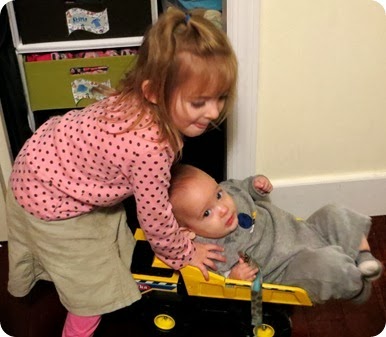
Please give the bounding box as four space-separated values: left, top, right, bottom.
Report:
229 258 259 281
189 241 226 281
253 175 273 194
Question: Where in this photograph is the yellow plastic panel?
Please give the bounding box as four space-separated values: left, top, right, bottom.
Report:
134 228 312 306
181 265 313 306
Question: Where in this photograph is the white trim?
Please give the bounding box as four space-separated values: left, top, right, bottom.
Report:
270 173 386 218
15 53 36 131
12 37 145 54
6 1 19 49
271 171 386 187
225 0 260 179
150 0 159 24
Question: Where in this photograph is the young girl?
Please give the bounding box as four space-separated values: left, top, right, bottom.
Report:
6 9 236 337
169 164 383 304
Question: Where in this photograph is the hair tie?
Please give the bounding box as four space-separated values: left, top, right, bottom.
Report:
185 13 191 23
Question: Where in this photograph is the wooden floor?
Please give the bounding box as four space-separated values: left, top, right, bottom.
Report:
0 216 385 337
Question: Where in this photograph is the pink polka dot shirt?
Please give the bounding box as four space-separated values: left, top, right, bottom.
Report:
10 96 194 269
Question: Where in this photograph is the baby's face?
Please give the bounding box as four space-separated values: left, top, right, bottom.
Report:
174 171 238 239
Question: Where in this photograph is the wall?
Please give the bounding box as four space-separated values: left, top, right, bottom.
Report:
254 0 386 217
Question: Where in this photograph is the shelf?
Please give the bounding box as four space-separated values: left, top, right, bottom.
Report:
12 37 144 54
6 0 157 54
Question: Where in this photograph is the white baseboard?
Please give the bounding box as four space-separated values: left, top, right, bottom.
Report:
270 173 386 218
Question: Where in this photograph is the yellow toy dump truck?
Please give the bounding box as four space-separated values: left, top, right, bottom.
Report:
131 229 312 337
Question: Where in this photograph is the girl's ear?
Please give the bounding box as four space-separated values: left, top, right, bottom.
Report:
141 80 157 104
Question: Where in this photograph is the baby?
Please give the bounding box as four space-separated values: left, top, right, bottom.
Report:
169 164 383 304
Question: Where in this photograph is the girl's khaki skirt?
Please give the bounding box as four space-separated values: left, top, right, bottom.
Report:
6 189 141 316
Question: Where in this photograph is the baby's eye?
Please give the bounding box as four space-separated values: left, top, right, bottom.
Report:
217 190 223 200
203 209 211 218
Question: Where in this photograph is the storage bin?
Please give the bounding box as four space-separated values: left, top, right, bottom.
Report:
13 0 154 44
24 54 137 110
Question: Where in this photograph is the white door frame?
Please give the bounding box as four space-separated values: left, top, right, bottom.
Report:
226 0 260 179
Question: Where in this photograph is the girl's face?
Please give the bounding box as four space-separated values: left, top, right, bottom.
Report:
173 171 238 239
170 78 227 138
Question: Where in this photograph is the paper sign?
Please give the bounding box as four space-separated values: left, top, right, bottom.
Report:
66 8 109 35
71 79 110 104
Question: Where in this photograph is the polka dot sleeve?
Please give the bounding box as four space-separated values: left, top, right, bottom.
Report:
129 140 194 270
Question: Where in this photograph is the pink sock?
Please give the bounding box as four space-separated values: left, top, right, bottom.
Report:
62 312 101 337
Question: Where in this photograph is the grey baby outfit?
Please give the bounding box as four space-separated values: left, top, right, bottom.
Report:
195 177 372 304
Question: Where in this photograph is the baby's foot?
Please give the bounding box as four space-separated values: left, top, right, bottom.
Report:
356 250 383 281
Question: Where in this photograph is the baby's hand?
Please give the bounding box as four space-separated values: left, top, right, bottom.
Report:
229 258 259 281
253 175 273 194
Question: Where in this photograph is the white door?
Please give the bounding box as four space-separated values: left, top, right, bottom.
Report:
0 99 13 241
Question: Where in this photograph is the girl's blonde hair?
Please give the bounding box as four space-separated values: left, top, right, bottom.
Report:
110 8 237 158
